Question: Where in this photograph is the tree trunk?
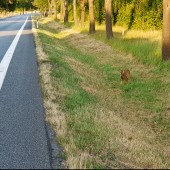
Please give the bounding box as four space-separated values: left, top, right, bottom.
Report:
80 0 85 28
48 0 52 16
60 0 64 22
64 0 68 23
52 0 58 19
89 0 95 34
162 0 170 60
73 0 78 26
105 0 113 39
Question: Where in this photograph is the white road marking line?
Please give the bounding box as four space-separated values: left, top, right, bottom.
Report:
0 16 29 90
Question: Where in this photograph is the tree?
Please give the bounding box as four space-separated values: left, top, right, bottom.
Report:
88 0 95 34
0 0 17 12
60 0 64 21
80 0 85 27
73 0 77 26
48 0 52 16
96 0 105 25
64 0 68 23
8 0 17 12
105 0 113 39
52 0 58 19
162 0 170 60
34 0 48 16
17 0 26 14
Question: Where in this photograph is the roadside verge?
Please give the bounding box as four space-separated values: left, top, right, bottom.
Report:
32 16 66 169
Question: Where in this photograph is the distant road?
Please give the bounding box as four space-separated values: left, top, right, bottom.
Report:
0 15 51 169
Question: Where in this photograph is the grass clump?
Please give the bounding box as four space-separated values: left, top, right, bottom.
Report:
65 89 97 110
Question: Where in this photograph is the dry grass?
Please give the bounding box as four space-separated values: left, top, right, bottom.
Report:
33 17 170 169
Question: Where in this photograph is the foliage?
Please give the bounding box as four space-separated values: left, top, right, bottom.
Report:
64 0 163 30
132 1 163 30
0 0 164 30
94 0 105 25
33 0 48 11
17 0 34 11
0 0 35 12
0 0 17 12
116 3 134 29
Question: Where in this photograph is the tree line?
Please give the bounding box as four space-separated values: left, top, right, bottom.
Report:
0 0 163 33
33 0 164 38
33 0 163 29
1 0 170 60
34 0 169 61
0 0 35 14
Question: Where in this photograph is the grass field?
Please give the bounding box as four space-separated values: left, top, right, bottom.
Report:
33 17 170 169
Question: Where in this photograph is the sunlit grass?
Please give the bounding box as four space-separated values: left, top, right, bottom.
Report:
91 26 162 66
68 21 170 70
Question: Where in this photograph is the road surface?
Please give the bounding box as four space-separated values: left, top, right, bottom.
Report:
0 15 51 169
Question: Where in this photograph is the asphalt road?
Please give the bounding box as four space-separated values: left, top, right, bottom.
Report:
0 15 51 169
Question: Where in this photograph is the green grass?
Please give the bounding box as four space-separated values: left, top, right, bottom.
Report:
37 27 108 168
111 38 160 65
35 17 170 169
71 23 170 70
68 108 108 154
39 32 97 108
65 89 97 110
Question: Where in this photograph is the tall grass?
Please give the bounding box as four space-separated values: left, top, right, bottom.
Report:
70 23 170 70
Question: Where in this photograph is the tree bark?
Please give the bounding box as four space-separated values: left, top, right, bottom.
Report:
48 0 52 16
52 0 58 19
105 0 113 39
64 0 68 23
73 0 78 26
80 0 85 28
22 7 24 14
89 0 95 34
60 0 64 22
162 0 170 60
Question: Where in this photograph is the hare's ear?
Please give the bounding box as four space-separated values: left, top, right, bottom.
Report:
121 70 124 74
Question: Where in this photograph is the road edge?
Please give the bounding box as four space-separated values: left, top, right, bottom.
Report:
31 15 67 169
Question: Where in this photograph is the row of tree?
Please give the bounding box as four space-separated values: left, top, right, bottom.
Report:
0 0 163 36
33 0 163 30
0 0 35 14
0 0 17 12
33 0 170 60
33 0 113 38
1 0 169 60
